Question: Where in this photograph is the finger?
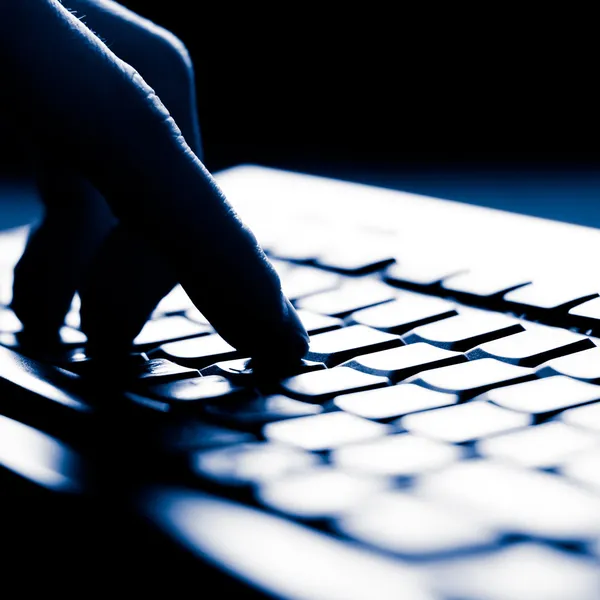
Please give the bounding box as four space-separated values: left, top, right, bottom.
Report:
1 1 309 361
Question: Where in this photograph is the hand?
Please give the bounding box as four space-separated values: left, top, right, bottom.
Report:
0 0 309 363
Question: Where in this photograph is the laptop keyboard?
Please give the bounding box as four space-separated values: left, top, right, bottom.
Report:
2 169 600 598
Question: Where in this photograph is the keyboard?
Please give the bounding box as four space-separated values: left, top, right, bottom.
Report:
1 164 600 599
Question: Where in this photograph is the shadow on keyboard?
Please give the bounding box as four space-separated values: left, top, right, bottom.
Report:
1 165 600 599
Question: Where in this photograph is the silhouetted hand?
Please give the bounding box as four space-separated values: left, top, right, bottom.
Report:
0 0 309 363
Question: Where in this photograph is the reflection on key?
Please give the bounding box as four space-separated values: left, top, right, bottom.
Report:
256 466 388 518
297 280 396 318
467 326 594 367
350 293 457 334
281 367 388 401
331 433 461 476
191 442 320 486
537 346 600 382
158 334 239 368
399 401 531 443
482 375 600 414
430 543 600 600
477 422 600 468
334 384 457 420
418 459 600 541
263 412 391 451
342 343 466 382
407 358 536 398
306 325 402 367
335 491 498 557
402 311 524 351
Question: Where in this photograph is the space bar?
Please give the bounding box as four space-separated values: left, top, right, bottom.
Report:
143 487 435 600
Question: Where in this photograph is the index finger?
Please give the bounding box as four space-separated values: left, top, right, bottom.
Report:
0 0 309 362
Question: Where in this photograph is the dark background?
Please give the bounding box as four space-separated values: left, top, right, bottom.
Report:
2 1 600 228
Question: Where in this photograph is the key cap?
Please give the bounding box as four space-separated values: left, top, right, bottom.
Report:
201 357 325 382
384 261 466 289
429 543 600 600
279 266 341 301
157 334 239 368
296 280 396 318
477 421 600 468
280 367 388 401
295 310 343 335
503 280 599 316
349 293 457 334
256 466 388 518
402 311 524 351
342 343 466 382
466 325 594 367
333 384 457 420
191 442 321 486
418 459 600 541
399 401 531 443
0 307 22 334
406 358 536 398
133 316 210 348
204 394 323 426
331 433 461 476
482 375 600 415
538 346 600 382
142 487 433 600
441 269 532 300
561 447 600 493
569 296 600 332
153 284 195 316
335 491 498 558
306 325 402 367
263 411 391 451
561 402 600 433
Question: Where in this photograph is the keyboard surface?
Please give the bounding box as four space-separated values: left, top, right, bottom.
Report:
2 165 600 599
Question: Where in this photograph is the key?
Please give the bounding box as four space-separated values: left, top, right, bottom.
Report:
333 384 458 420
279 266 341 301
561 402 600 433
133 316 210 348
157 334 239 368
201 357 325 382
296 280 396 318
256 466 388 518
482 375 600 415
406 358 536 398
315 246 395 274
306 325 402 366
263 411 391 451
342 343 466 382
503 280 599 315
143 487 433 600
153 284 195 316
335 491 498 558
561 448 600 493
429 543 600 600
402 311 524 351
477 421 600 468
280 367 388 401
399 401 531 443
204 394 323 426
441 269 532 300
144 375 246 405
569 296 600 332
384 261 466 289
417 459 600 541
331 433 461 476
191 441 321 486
466 325 594 367
538 346 600 382
295 310 343 335
349 293 457 334
0 307 22 333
